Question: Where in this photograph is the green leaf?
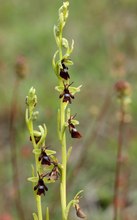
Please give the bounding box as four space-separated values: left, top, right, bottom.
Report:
33 213 38 220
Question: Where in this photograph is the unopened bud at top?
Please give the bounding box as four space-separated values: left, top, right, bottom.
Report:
26 87 37 108
15 55 28 79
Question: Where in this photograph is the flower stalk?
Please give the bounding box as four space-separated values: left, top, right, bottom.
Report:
53 2 85 220
25 87 43 220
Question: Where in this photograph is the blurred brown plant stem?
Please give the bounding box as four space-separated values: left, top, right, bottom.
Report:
113 81 132 220
9 56 27 220
113 100 125 220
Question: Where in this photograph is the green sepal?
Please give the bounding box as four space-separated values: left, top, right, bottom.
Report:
28 176 55 184
33 130 41 137
52 50 59 73
37 124 47 148
57 163 63 175
49 154 58 162
31 111 39 120
63 39 74 57
70 119 79 126
46 150 56 155
33 213 38 220
55 85 64 93
69 39 74 54
33 148 56 157
62 38 69 49
28 177 38 183
53 25 60 46
69 85 82 94
63 58 73 66
55 85 82 95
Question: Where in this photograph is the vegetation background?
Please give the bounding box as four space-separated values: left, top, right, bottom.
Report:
0 0 137 219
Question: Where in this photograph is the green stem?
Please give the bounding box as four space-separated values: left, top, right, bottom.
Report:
59 28 67 220
36 196 43 220
27 110 43 220
60 101 67 220
46 207 49 220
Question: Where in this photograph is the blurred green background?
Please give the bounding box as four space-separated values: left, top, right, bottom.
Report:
0 0 137 219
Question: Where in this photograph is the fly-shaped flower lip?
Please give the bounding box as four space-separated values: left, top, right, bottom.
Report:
34 174 48 196
43 163 60 181
60 60 70 80
38 149 52 165
55 82 82 104
68 114 82 138
59 82 74 104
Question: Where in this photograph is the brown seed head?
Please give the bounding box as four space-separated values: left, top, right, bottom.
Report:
15 55 28 79
114 81 131 97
